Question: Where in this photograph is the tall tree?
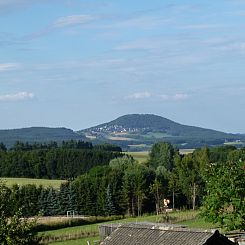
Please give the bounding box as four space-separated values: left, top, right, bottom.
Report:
104 184 116 216
202 160 245 230
0 181 40 244
176 154 202 210
149 142 175 171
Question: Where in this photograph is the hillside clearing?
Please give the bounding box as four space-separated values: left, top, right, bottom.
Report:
125 151 149 163
1 177 66 189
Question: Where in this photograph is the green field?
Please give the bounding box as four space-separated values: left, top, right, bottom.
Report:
48 236 100 245
1 177 66 189
125 151 149 163
125 148 194 164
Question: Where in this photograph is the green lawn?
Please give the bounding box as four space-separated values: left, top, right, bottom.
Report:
48 236 100 245
1 177 66 189
41 222 100 237
177 217 219 230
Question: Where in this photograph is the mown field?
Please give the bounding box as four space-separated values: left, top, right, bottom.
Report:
126 149 194 164
125 151 149 163
2 177 66 189
40 210 219 244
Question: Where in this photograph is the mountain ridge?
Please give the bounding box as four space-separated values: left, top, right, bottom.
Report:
0 114 244 150
0 126 83 148
80 114 228 134
78 114 245 150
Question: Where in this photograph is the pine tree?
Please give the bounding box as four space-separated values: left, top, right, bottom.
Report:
104 184 116 216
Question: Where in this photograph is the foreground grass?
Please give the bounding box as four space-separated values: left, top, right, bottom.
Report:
2 177 66 189
177 217 219 230
48 236 100 245
41 222 100 237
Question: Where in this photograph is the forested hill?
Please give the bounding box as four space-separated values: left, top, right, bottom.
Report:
0 127 84 148
1 114 244 150
78 114 245 150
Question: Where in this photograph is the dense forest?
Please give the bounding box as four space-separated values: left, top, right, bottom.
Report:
0 141 123 179
0 127 85 148
0 141 244 230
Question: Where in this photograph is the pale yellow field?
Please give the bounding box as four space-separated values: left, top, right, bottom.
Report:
125 151 149 163
179 149 195 155
107 136 136 141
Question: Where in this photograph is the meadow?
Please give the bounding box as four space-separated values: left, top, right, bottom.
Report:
2 177 66 189
126 149 194 164
125 151 149 163
48 236 100 245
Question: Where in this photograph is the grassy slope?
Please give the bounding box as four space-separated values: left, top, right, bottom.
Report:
1 177 66 189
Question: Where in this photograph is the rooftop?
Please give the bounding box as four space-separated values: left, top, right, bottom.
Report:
101 223 235 245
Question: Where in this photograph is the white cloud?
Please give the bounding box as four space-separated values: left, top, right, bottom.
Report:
159 94 170 100
53 15 96 28
0 92 34 102
26 14 97 39
173 93 189 101
160 93 189 101
127 92 188 101
128 91 151 99
0 63 20 71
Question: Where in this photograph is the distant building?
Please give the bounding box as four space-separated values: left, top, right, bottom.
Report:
100 223 236 245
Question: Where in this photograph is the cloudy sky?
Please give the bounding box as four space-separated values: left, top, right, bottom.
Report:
0 0 245 133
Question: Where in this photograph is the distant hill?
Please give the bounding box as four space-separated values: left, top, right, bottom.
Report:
1 114 244 150
0 127 84 148
78 114 245 150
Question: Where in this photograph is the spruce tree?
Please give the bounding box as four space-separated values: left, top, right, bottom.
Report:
104 184 116 216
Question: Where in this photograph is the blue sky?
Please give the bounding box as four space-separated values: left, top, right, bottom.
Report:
0 0 245 133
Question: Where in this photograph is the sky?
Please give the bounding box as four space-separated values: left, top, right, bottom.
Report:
0 0 245 133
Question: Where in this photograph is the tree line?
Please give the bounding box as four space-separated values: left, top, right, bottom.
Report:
0 141 123 179
1 141 244 230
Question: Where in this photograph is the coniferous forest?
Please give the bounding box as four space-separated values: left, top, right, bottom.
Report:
0 141 122 179
0 140 244 230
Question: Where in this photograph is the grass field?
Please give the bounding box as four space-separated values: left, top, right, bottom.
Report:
126 149 194 163
177 217 218 229
125 151 149 163
48 236 100 245
1 177 66 189
179 149 195 155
